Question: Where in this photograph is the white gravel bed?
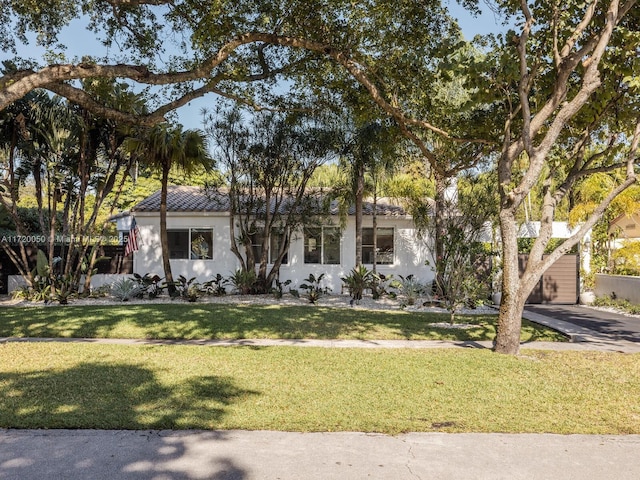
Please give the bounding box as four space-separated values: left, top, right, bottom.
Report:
0 292 495 317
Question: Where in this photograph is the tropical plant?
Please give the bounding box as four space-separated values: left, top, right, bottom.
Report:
371 273 395 300
229 268 257 295
110 277 142 302
393 275 424 306
185 284 201 302
52 273 75 305
132 273 164 299
299 273 330 304
201 274 229 296
337 121 400 268
341 265 373 305
171 275 200 301
89 284 112 298
271 278 292 300
10 285 33 301
0 80 144 295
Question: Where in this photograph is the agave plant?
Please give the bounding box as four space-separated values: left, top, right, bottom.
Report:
110 278 142 301
394 275 424 306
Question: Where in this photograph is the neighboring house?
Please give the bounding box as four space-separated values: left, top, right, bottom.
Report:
608 213 640 245
121 185 434 294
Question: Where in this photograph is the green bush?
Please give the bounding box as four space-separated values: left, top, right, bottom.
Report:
341 265 373 304
300 273 330 304
110 278 142 301
229 269 257 295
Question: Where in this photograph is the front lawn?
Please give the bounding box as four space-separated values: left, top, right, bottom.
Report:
0 343 638 434
0 303 566 342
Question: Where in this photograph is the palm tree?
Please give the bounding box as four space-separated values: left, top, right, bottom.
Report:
125 124 212 295
339 121 399 267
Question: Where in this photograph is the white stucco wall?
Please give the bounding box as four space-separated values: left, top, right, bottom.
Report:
132 212 434 294
133 212 236 282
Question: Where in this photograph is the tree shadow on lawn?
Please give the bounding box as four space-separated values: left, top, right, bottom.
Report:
0 362 259 430
172 305 500 341
0 356 259 478
0 304 557 342
0 305 141 338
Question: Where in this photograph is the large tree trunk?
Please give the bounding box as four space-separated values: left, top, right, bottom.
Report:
494 208 551 354
372 189 378 274
160 166 176 296
354 161 364 266
493 210 524 355
433 172 448 298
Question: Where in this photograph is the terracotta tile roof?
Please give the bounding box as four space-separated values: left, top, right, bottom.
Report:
132 185 407 217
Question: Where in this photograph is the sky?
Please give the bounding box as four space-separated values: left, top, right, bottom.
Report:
2 3 509 132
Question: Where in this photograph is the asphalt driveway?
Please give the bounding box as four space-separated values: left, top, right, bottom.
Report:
525 304 640 342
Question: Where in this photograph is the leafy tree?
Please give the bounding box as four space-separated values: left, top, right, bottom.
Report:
125 124 212 296
205 106 339 293
422 173 497 322
570 171 640 275
336 121 400 268
0 78 146 296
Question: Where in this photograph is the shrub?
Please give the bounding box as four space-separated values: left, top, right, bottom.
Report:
371 273 395 300
111 278 142 301
89 284 112 298
132 273 164 298
201 274 229 296
341 265 373 304
393 275 424 306
229 269 257 295
172 275 201 301
593 294 640 315
271 279 292 299
300 273 330 304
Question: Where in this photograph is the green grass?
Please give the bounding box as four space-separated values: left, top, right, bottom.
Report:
1 343 638 434
0 303 566 342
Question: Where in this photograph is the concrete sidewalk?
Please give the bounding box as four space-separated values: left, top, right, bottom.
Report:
1 429 640 480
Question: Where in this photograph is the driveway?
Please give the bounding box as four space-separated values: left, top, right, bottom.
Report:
525 304 640 342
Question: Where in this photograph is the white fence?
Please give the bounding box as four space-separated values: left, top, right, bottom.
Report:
595 274 640 304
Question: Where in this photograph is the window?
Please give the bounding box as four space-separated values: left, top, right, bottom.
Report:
270 230 289 264
190 229 213 259
167 228 213 259
363 227 394 265
250 229 289 264
304 226 341 264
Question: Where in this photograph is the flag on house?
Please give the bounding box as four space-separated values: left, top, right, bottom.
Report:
124 216 141 256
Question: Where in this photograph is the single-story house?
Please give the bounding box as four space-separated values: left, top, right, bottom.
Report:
122 185 435 294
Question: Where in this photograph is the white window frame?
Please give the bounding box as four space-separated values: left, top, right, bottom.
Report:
304 226 341 265
362 227 394 265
